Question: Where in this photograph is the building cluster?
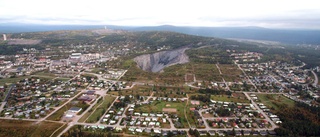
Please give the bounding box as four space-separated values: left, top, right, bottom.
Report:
230 51 263 63
241 61 319 106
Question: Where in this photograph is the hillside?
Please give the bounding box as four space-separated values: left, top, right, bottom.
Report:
134 47 189 72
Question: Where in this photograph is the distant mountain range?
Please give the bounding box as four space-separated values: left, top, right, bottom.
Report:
1 24 320 44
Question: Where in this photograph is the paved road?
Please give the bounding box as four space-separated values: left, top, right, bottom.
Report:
0 102 6 113
67 122 275 132
57 94 103 137
82 95 103 122
235 62 260 92
184 94 191 128
269 74 288 90
57 70 128 136
143 91 154 103
216 64 222 75
0 84 15 113
4 84 14 102
311 71 319 87
97 96 119 124
243 92 278 130
40 90 84 122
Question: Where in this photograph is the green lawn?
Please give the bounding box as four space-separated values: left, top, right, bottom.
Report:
135 101 189 128
109 85 152 96
0 75 56 86
55 77 71 82
211 94 250 103
257 94 295 111
135 101 184 113
0 76 30 85
85 95 116 123
33 71 56 77
78 97 104 123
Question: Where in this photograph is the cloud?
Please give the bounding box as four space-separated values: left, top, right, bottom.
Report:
0 0 319 29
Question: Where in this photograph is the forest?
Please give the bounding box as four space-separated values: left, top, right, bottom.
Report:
274 102 320 136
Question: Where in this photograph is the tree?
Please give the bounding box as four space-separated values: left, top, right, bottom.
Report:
188 128 194 135
167 131 174 137
107 131 112 137
194 129 200 137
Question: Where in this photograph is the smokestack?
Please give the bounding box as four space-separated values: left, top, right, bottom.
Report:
104 26 107 30
3 34 6 41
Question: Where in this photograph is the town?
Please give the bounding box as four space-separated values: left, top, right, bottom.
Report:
0 35 319 137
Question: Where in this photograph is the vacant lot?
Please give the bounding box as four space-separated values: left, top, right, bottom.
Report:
121 60 228 85
0 119 63 137
85 95 116 123
257 94 295 111
0 76 30 85
219 64 243 82
193 63 221 82
163 108 177 113
153 86 191 98
109 85 152 96
211 94 250 103
185 74 194 82
0 76 54 88
7 39 41 45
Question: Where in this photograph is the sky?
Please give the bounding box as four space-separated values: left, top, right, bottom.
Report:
0 0 319 29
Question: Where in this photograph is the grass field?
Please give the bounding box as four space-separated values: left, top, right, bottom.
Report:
111 85 194 98
121 58 245 86
55 78 71 82
109 85 152 96
51 123 68 137
0 76 30 85
120 60 158 83
193 63 222 82
46 103 71 121
156 64 188 85
0 75 56 86
135 101 188 128
0 119 63 137
85 95 116 123
256 94 295 111
219 64 242 75
218 64 243 82
121 60 188 85
153 86 192 98
211 94 250 103
78 97 105 123
33 70 56 77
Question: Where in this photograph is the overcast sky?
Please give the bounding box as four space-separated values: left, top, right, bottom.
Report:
0 0 319 29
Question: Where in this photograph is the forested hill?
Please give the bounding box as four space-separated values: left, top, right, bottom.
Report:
130 25 320 45
1 29 319 68
1 24 320 44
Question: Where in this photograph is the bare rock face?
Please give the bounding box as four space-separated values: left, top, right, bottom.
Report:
134 47 189 72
